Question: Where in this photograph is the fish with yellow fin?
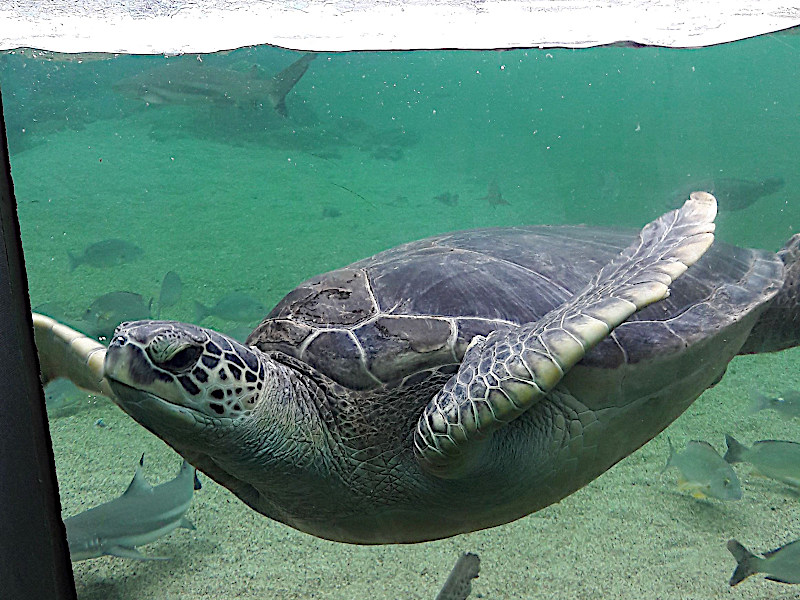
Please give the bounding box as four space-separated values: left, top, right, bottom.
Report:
664 438 742 500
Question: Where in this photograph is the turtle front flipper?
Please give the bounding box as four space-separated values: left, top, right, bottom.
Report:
414 192 718 478
32 312 114 398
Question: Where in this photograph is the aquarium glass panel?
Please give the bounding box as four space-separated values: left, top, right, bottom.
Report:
3 34 799 598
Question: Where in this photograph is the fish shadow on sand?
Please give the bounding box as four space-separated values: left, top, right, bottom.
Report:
479 179 510 206
662 490 745 534
739 475 800 500
659 465 746 535
435 191 459 206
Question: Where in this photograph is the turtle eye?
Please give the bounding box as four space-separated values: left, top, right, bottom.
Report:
148 341 203 372
162 346 203 371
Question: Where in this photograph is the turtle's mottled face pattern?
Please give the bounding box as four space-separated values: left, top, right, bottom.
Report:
105 320 267 420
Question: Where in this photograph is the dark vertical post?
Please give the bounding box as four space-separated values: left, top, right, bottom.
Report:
0 87 77 598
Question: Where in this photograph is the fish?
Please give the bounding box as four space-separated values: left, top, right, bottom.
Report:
158 271 183 317
480 179 510 206
749 389 800 419
663 438 742 500
669 176 784 211
64 454 201 561
435 553 480 600
113 53 315 117
82 291 152 340
370 144 404 161
33 301 71 322
321 206 342 219
67 239 144 271
727 538 800 585
44 378 94 419
195 292 267 324
435 192 459 206
723 435 800 488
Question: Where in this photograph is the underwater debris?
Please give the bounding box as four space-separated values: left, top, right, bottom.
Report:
309 150 343 160
727 538 800 586
724 434 800 488
435 553 480 600
664 438 742 500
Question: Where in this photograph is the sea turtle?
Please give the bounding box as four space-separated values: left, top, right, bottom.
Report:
34 193 800 544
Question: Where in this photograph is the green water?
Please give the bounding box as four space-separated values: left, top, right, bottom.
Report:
2 36 799 599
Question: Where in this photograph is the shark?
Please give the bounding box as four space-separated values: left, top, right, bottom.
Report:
63 455 201 561
113 53 316 117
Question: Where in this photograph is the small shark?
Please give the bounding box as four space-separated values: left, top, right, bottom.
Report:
64 455 201 561
113 53 315 117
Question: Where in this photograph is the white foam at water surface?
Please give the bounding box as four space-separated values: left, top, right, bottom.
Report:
0 0 798 54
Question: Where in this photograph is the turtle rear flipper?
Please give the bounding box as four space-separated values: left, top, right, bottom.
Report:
414 192 718 478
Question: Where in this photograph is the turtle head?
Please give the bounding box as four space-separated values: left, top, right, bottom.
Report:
104 320 320 523
105 320 267 421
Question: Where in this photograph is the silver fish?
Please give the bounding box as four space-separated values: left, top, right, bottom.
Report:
749 389 800 419
64 455 200 561
67 239 144 271
83 291 152 340
664 438 742 500
195 292 266 324
158 271 183 317
724 435 800 487
436 553 480 600
113 53 315 117
728 538 800 585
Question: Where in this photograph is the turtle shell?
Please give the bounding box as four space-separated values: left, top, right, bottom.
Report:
247 226 783 390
